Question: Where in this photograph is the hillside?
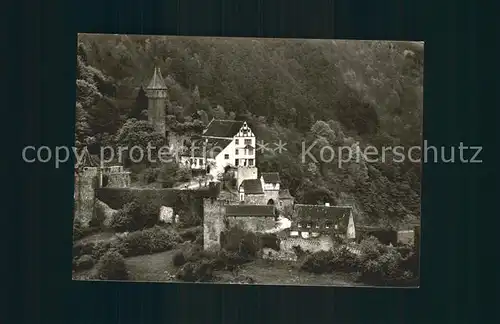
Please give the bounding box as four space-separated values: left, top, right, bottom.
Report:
76 34 423 227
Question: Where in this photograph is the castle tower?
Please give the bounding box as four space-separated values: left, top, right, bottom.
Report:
145 67 168 137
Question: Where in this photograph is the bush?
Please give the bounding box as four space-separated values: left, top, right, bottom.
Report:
299 247 360 274
73 255 95 272
72 219 100 241
96 250 129 280
259 233 280 251
112 226 181 257
178 226 203 243
176 260 214 282
73 240 113 260
139 167 161 184
110 199 160 232
221 226 260 260
355 237 419 286
172 251 187 267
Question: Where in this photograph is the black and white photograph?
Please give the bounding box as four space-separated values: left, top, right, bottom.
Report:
72 33 422 287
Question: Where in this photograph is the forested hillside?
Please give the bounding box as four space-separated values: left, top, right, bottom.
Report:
76 34 423 227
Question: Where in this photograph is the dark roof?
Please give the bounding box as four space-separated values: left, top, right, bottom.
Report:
225 205 275 217
203 119 244 138
146 67 167 90
261 172 280 184
240 179 264 194
279 189 293 199
294 204 351 224
76 147 100 168
205 138 233 158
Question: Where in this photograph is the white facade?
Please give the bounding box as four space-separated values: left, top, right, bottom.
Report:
261 177 280 191
204 121 257 180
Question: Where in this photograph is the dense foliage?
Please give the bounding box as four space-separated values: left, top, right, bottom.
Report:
76 34 423 227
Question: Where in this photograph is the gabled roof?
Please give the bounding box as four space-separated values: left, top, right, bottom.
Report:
146 67 167 90
205 138 233 158
240 179 264 194
294 204 351 224
225 205 275 217
279 189 293 199
203 119 245 138
76 147 100 168
261 172 280 184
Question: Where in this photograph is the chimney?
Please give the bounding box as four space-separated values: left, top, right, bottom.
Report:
325 202 330 207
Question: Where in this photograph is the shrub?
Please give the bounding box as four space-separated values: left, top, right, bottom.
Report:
112 226 181 257
221 226 259 260
178 226 203 242
110 199 160 232
73 255 95 272
96 250 129 280
259 233 280 251
172 251 187 267
175 260 214 282
299 247 360 274
139 167 161 184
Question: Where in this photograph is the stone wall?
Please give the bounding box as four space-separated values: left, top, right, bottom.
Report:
262 233 335 261
107 172 131 188
227 216 276 233
244 193 267 205
95 188 212 225
74 167 98 227
203 198 225 251
263 190 279 205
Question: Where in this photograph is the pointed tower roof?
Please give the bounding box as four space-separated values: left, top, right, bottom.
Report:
146 67 167 90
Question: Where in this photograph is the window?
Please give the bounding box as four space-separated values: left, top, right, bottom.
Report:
199 159 203 166
297 223 302 228
235 149 239 155
224 154 229 160
244 139 251 145
235 159 239 166
235 139 239 145
248 148 254 155
240 194 244 201
279 201 283 206
248 159 254 166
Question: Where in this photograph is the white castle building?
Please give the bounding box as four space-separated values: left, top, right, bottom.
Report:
181 119 258 183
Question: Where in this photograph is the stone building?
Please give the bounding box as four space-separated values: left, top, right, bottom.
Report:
225 205 277 233
73 149 130 227
260 172 280 205
290 203 355 239
277 189 294 214
145 67 168 137
238 179 266 204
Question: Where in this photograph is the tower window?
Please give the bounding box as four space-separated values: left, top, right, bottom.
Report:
235 139 239 145
248 159 254 166
248 148 254 155
235 149 239 155
224 154 229 160
235 159 239 166
244 139 252 145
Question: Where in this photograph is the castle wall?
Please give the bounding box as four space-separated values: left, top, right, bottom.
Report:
227 216 276 233
107 172 131 188
244 193 267 205
277 198 294 215
262 233 335 261
263 190 279 205
74 167 98 227
203 198 226 251
236 166 258 188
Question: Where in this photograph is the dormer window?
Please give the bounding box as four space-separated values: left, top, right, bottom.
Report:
297 223 302 228
306 223 311 229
